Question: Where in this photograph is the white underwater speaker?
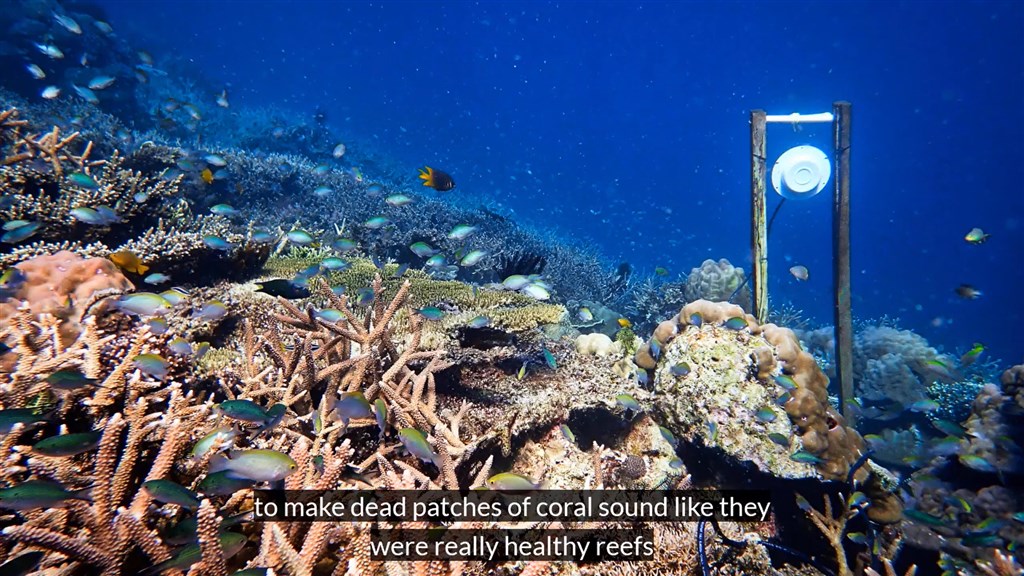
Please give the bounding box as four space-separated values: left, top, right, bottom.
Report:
771 145 831 200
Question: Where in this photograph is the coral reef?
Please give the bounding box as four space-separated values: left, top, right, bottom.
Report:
1 105 271 282
635 299 901 525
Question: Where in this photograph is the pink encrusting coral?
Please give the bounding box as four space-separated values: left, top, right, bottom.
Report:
0 250 133 352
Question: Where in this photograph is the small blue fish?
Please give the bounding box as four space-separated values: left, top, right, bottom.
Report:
908 399 940 413
45 368 97 390
637 370 649 386
32 431 102 457
542 346 557 370
394 263 409 277
2 220 29 231
210 204 238 216
689 313 703 327
845 532 867 545
415 307 445 320
774 375 798 391
134 353 169 379
67 172 100 189
94 206 121 223
250 230 275 244
447 225 476 240
707 421 719 443
217 399 269 423
69 207 107 225
754 407 777 422
146 317 168 335
313 186 332 197
332 238 357 252
374 399 388 438
144 273 171 285
355 288 374 306
385 194 412 207
142 479 200 509
724 316 748 330
117 293 172 316
560 424 576 444
767 432 790 447
204 154 227 167
615 393 640 412
410 242 438 258
188 427 237 460
790 450 825 465
314 308 343 322
193 300 227 321
847 491 869 508
168 337 192 357
286 230 314 245
364 216 389 229
669 457 684 470
335 392 373 425
776 392 792 406
932 418 965 438
659 426 678 448
959 454 998 473
2 222 41 244
649 339 661 361
202 235 232 251
398 428 438 465
670 362 690 377
467 315 490 328
461 250 487 266
320 257 348 271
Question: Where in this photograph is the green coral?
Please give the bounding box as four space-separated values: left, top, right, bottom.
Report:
262 257 567 337
616 326 639 356
262 255 322 278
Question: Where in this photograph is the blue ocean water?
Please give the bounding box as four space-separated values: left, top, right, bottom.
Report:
71 0 1024 364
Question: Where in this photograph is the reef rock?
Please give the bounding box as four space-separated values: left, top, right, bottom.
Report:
636 299 901 523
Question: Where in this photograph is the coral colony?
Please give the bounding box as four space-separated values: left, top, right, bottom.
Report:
0 3 1020 576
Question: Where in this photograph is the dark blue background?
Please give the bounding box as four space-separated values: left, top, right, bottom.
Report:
94 0 1023 365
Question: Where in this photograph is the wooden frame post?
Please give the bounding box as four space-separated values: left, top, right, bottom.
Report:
750 110 769 324
832 101 855 425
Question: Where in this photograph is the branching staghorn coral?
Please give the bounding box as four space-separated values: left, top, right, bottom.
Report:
0 310 213 574
0 150 182 242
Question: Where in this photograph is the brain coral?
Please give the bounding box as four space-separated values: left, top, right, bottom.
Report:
0 250 134 347
684 258 751 312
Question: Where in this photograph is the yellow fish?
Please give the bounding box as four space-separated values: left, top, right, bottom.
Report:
617 317 632 328
200 168 214 185
108 250 149 275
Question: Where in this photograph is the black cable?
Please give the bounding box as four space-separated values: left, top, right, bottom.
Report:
728 199 787 304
